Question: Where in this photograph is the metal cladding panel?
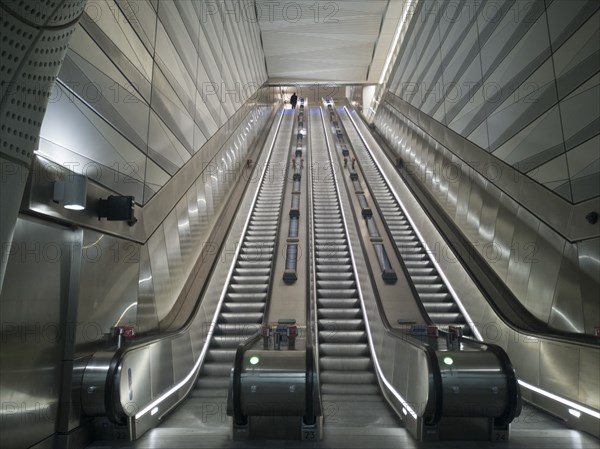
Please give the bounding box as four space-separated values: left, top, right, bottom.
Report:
539 340 580 400
384 0 600 202
150 339 175 399
35 0 267 204
0 217 70 448
76 229 141 353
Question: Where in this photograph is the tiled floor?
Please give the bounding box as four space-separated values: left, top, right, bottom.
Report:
88 398 598 449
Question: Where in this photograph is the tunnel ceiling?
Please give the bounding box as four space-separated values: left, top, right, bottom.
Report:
256 0 400 83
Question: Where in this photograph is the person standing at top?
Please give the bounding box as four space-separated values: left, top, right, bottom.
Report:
290 92 298 109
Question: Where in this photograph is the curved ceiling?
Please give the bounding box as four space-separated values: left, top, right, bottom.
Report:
256 0 404 83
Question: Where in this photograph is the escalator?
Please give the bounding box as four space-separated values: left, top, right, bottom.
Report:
336 108 473 337
194 110 294 400
309 107 399 427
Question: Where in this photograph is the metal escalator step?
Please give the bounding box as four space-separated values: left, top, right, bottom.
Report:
247 225 277 232
318 289 357 299
318 330 366 343
406 267 436 275
318 308 362 320
237 260 271 269
221 303 265 314
219 312 263 323
228 284 268 294
424 303 458 313
428 313 464 323
316 239 347 246
244 235 276 242
238 253 272 261
196 376 229 389
315 251 349 259
320 370 376 384
226 293 267 302
319 343 369 356
320 356 372 371
419 292 452 302
316 257 351 265
211 335 249 348
317 298 359 309
200 362 232 377
240 246 274 254
395 240 420 247
397 246 424 254
411 275 441 284
234 268 271 276
205 349 236 363
400 253 428 261
317 272 354 281
231 275 270 284
318 319 364 331
415 284 446 293
215 323 261 335
320 384 380 395
317 280 356 289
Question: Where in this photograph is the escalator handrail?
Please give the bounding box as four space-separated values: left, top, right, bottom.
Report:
303 104 319 426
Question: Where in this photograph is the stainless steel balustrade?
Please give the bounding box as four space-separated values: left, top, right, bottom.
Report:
80 107 293 440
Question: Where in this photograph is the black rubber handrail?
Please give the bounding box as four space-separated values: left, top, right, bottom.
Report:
105 347 126 426
422 345 443 426
483 341 522 427
304 344 316 425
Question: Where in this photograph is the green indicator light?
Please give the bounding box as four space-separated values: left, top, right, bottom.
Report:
249 356 260 365
443 357 454 366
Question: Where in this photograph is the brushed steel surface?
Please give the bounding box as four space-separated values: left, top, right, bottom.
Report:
0 217 70 448
240 351 307 416
77 229 141 354
525 223 565 323
539 340 580 401
380 92 600 241
163 211 184 313
136 245 159 334
505 207 540 302
149 339 174 399
576 238 600 334
549 243 585 333
119 346 152 416
374 98 600 338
